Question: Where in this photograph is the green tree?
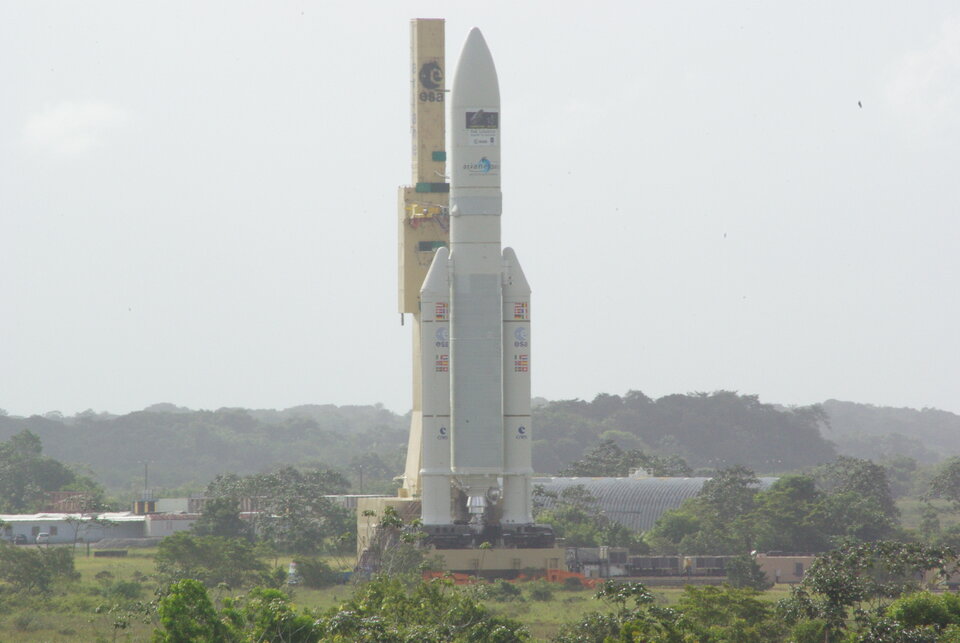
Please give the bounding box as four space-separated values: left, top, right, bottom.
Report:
315 576 528 641
358 505 433 576
929 457 960 511
0 543 77 593
205 466 352 554
750 475 826 553
155 532 269 587
779 541 958 638
559 439 692 477
677 585 784 642
0 430 87 512
725 554 773 590
644 467 762 555
644 509 702 554
154 579 233 642
808 491 898 542
554 580 692 642
535 485 645 550
224 587 321 642
192 496 248 539
813 456 899 521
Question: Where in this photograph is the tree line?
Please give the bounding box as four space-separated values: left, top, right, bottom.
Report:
3 392 960 497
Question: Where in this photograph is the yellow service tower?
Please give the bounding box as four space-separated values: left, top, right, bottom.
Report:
398 18 449 500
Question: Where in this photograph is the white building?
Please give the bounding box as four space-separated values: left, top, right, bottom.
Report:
1 512 145 544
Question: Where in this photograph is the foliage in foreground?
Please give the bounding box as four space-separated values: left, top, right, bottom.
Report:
153 576 528 643
553 580 785 642
154 579 322 643
778 540 960 641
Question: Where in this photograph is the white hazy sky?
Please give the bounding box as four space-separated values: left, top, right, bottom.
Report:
2 2 958 417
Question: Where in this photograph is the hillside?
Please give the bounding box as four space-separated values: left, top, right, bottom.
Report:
822 399 960 464
3 393 959 495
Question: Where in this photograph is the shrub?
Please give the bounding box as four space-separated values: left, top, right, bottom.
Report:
293 558 340 589
0 543 78 593
526 580 554 601
485 579 523 602
563 576 585 591
725 554 772 590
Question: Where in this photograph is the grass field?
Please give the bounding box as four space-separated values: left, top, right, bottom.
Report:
0 547 794 642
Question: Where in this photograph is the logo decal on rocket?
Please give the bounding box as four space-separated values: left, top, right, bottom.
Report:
465 109 499 146
513 327 528 347
463 157 498 174
435 327 449 347
466 110 498 129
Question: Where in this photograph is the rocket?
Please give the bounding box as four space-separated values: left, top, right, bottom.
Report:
417 28 549 547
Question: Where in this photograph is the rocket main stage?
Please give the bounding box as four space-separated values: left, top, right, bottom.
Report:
409 28 553 549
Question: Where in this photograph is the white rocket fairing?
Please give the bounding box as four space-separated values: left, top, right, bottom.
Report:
417 28 537 537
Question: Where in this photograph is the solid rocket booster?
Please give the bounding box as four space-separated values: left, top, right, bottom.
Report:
418 27 534 530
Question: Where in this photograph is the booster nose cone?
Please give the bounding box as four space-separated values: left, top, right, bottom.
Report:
452 28 500 107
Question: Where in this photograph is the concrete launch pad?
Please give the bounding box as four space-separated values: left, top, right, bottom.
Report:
356 497 566 576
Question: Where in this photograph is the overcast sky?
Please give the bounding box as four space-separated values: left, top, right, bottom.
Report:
2 2 958 417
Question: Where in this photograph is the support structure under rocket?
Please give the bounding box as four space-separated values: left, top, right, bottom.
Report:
414 28 552 548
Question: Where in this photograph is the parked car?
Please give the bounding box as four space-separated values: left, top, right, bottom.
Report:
35 533 50 544
13 534 27 545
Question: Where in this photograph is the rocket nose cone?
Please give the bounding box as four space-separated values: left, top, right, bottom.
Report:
453 27 499 105
466 27 486 47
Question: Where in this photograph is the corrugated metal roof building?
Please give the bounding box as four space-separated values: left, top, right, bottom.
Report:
531 476 777 532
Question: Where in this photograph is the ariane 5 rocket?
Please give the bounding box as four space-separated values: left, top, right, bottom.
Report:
418 28 553 548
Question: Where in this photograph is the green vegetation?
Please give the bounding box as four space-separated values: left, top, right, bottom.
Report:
0 405 408 495
155 533 272 587
204 467 355 555
533 391 836 474
558 439 692 477
4 394 960 640
534 484 646 550
4 393 960 502
0 430 108 512
3 543 960 641
644 461 901 555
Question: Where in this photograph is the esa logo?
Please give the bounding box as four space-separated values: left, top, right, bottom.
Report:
516 426 528 440
420 61 443 89
435 327 449 348
513 327 528 348
438 426 448 440
419 62 444 102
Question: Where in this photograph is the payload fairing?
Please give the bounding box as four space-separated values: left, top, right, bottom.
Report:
416 28 551 548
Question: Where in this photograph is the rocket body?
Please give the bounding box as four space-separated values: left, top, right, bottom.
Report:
418 28 536 535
